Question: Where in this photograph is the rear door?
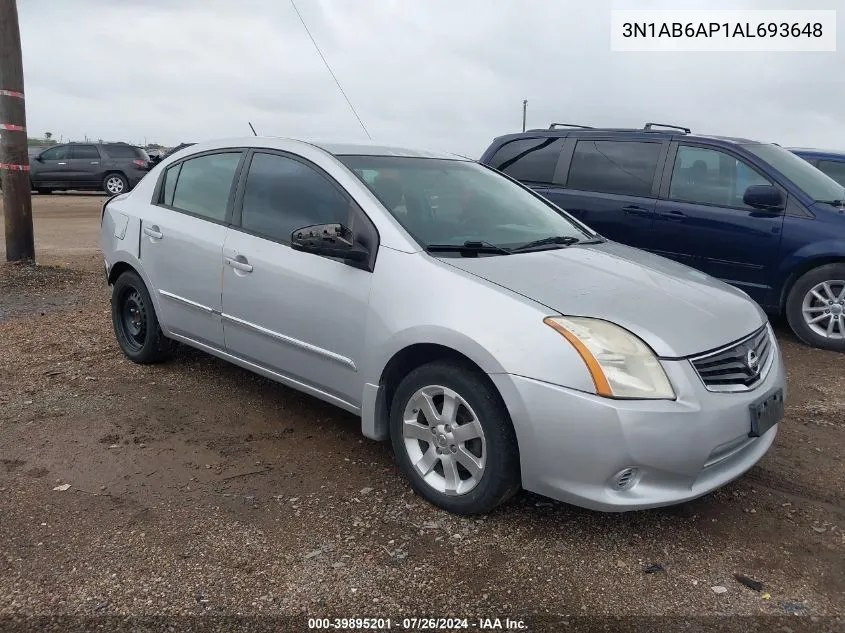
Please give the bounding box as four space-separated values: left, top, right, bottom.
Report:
541 138 666 250
649 142 786 303
66 144 102 187
140 149 245 349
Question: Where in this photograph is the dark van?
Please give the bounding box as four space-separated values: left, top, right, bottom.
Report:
480 123 845 351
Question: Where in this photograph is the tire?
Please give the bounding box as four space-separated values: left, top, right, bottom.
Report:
389 361 520 515
111 270 175 364
785 263 845 352
103 173 128 195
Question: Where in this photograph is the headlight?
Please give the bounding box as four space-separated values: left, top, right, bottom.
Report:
544 316 675 400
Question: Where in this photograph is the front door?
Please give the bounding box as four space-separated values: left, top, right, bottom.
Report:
649 144 786 303
31 145 71 187
222 150 375 407
140 150 245 349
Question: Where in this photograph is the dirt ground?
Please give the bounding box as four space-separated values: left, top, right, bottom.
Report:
0 195 843 630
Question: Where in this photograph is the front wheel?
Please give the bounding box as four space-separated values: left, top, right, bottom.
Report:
785 263 845 352
389 361 520 515
103 173 128 195
111 270 175 364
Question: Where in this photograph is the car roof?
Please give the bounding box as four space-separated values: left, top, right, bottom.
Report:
788 147 845 159
509 128 763 146
174 137 465 161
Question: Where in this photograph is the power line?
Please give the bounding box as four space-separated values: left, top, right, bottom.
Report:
289 0 372 141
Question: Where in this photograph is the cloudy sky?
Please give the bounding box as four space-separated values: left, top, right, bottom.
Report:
17 0 845 157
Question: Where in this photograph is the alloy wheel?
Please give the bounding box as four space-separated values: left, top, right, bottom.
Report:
106 175 125 194
802 280 845 339
402 385 486 496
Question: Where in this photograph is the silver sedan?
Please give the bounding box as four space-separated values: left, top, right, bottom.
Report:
100 137 786 514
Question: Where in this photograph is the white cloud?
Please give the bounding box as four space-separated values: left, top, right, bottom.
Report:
17 0 845 156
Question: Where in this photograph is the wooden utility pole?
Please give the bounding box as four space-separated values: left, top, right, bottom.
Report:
0 0 34 262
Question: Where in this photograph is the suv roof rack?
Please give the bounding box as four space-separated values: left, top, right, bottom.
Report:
644 122 690 134
549 123 594 130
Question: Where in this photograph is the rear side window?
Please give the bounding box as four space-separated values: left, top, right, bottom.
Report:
170 152 242 221
488 138 563 184
669 145 771 209
239 152 352 243
71 145 100 159
103 144 144 159
566 140 662 197
817 160 845 187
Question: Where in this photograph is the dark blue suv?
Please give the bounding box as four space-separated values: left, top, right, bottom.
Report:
480 123 845 351
790 148 845 187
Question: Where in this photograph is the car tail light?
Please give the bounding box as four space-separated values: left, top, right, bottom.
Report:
133 159 147 169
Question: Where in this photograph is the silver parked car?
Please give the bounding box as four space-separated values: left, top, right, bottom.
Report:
100 137 787 515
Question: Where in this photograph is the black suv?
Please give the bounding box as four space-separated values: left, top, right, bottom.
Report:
30 143 150 195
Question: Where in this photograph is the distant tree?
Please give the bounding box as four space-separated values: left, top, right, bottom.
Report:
44 132 52 140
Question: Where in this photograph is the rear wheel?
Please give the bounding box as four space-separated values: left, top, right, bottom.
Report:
785 263 845 352
111 270 174 364
104 173 128 195
389 361 520 515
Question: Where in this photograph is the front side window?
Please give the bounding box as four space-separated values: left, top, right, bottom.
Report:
566 140 661 197
240 152 352 243
817 160 845 187
71 145 100 159
338 155 593 250
170 152 242 221
39 145 70 160
669 145 771 209
745 143 845 203
488 137 563 184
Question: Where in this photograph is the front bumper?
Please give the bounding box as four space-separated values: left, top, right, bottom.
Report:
490 338 786 512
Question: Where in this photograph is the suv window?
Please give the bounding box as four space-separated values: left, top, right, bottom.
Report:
239 152 352 243
566 140 661 197
39 145 70 160
669 145 771 209
817 160 845 187
103 144 144 159
71 145 100 159
488 137 563 184
170 152 242 221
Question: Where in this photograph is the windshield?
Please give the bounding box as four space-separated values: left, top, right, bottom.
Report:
745 143 845 202
338 155 594 250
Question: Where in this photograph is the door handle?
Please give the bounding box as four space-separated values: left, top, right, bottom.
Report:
57 162 67 165
225 256 253 273
143 225 163 239
90 161 99 165
661 210 687 222
622 205 650 217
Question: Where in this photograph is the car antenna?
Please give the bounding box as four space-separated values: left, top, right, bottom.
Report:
248 122 258 136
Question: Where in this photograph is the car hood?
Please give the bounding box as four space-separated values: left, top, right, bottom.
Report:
441 241 766 358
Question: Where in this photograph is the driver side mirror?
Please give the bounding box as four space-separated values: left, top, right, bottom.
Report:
290 223 369 263
743 184 784 211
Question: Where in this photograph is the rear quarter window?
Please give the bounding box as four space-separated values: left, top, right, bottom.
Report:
103 144 147 159
488 137 564 184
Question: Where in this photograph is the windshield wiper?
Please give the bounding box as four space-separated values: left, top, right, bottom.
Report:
510 235 593 253
816 199 845 206
425 241 511 256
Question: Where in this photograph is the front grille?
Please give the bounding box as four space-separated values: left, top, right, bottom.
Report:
690 325 773 392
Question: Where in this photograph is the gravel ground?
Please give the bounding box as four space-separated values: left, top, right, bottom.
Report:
0 196 843 632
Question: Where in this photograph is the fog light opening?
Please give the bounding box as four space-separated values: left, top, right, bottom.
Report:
612 467 639 491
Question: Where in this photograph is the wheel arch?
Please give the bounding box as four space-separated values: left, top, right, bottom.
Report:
779 256 845 312
362 339 514 446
